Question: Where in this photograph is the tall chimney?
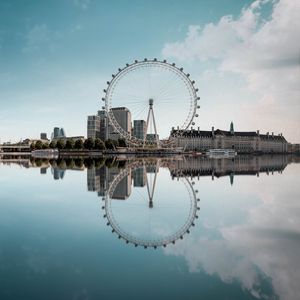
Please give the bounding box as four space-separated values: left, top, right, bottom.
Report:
212 126 215 138
257 130 260 135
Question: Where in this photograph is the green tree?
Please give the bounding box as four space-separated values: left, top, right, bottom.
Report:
74 158 84 168
65 139 75 150
56 139 65 150
35 140 43 150
84 158 95 168
94 138 105 150
105 139 118 150
35 159 42 167
49 140 57 149
84 138 95 150
118 138 127 147
74 139 83 149
42 142 49 149
30 142 36 151
65 158 75 168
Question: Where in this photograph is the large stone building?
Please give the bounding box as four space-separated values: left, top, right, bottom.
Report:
171 122 288 153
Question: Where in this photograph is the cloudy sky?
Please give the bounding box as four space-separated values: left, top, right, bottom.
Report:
0 0 299 143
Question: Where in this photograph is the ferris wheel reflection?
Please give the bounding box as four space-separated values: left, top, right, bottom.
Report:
89 158 199 249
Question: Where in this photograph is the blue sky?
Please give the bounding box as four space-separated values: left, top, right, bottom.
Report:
0 0 299 142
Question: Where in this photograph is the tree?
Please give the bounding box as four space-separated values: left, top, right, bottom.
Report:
84 158 95 168
35 140 43 150
74 158 84 168
65 139 75 150
84 138 95 150
105 139 118 150
94 138 105 150
56 139 65 150
118 138 127 147
42 142 49 149
74 139 83 149
49 141 57 149
30 142 36 151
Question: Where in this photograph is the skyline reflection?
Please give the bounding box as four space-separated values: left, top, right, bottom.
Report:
0 155 299 300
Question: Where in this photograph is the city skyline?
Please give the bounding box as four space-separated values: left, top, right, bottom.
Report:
0 0 299 143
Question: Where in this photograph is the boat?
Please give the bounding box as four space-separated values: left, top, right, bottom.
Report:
206 149 237 158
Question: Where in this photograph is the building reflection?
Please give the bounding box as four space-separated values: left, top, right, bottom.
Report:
51 168 66 180
86 155 291 199
133 167 146 187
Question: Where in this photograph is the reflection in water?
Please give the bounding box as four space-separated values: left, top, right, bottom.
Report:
83 155 300 299
101 159 199 248
1 154 299 300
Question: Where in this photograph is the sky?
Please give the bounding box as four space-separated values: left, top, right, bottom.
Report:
0 0 299 143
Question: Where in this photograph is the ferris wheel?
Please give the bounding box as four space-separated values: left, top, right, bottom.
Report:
101 59 200 146
101 159 200 249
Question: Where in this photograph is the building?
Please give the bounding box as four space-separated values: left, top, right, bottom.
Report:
87 108 131 142
170 123 288 153
87 167 101 192
146 133 159 142
288 143 300 153
98 110 109 141
87 115 101 139
133 120 147 140
40 133 48 140
108 107 132 141
52 127 66 140
133 167 146 187
170 155 289 181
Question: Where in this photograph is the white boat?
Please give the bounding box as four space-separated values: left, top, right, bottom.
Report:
206 149 237 158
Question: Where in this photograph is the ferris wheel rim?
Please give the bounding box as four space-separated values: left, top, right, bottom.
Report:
102 59 200 145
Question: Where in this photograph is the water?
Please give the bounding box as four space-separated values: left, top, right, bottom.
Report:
0 155 299 300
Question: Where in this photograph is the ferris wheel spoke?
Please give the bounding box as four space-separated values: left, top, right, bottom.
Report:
153 70 180 99
157 83 188 100
134 106 148 119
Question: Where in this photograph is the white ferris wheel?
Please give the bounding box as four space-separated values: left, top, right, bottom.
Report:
102 58 200 146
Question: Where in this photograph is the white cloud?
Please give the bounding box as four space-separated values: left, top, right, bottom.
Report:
162 0 300 142
164 168 300 300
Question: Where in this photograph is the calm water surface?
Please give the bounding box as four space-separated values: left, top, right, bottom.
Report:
0 155 299 300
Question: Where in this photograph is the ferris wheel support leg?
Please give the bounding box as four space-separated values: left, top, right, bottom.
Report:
143 107 151 148
151 108 159 148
